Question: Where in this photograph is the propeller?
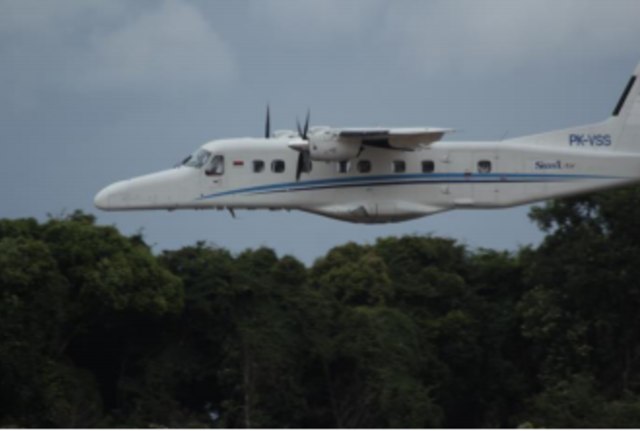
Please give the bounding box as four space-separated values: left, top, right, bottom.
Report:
295 109 311 181
296 109 310 140
265 104 271 139
296 150 306 181
265 106 311 181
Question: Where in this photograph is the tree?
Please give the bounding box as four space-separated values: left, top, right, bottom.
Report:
523 187 640 394
0 236 73 425
0 212 184 427
160 245 320 427
517 185 640 426
311 241 445 427
7 193 640 427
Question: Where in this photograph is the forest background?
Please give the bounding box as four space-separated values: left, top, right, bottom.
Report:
2 187 640 428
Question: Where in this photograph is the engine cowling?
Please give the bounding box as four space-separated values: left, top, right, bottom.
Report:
308 135 360 161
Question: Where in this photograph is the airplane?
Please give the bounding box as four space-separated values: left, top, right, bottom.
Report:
95 62 640 224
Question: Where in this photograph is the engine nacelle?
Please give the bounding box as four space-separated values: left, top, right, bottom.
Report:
308 136 360 161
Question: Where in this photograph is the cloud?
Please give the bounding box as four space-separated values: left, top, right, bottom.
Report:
250 0 384 46
0 0 124 33
84 0 234 94
382 0 640 78
0 0 235 109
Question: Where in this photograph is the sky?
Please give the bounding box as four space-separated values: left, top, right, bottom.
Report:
1 0 640 265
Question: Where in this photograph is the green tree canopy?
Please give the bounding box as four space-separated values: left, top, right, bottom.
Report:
4 186 640 427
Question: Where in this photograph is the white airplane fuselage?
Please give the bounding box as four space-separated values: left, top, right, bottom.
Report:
95 63 640 223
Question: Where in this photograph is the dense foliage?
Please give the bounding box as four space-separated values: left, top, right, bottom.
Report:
2 186 640 427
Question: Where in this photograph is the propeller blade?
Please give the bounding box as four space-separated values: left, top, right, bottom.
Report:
303 109 310 139
296 151 304 181
265 104 271 139
295 109 311 140
296 117 303 138
295 150 312 181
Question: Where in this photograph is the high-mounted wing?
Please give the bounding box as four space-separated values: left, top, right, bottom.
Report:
337 127 453 150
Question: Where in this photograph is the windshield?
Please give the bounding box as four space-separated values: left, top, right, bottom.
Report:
182 148 211 168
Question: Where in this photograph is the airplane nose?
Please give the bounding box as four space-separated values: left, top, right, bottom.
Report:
94 168 192 211
94 184 114 210
94 181 128 210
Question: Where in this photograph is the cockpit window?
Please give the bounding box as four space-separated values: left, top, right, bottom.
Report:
183 149 211 168
206 155 225 176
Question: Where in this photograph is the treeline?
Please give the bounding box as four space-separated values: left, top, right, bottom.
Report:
3 188 640 427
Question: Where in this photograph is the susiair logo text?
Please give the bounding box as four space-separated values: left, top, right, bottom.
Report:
535 160 561 170
534 160 575 170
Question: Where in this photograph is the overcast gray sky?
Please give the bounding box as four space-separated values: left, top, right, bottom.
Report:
1 0 639 264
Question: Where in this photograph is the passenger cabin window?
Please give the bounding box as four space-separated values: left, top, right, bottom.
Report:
337 160 351 173
271 159 285 173
422 160 435 173
393 160 406 173
205 155 224 176
478 160 492 174
253 160 264 173
357 160 372 173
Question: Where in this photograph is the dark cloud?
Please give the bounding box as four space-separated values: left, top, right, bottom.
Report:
1 0 638 263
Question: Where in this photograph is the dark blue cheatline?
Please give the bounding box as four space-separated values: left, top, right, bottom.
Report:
195 172 622 201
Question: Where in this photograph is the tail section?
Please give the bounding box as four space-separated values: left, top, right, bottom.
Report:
508 62 640 152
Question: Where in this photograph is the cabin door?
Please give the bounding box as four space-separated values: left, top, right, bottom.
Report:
472 151 500 205
201 155 225 194
444 150 473 207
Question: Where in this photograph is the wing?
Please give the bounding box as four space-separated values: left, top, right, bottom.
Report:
337 127 453 150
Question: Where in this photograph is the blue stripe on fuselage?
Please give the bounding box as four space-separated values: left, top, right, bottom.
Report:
195 172 621 201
